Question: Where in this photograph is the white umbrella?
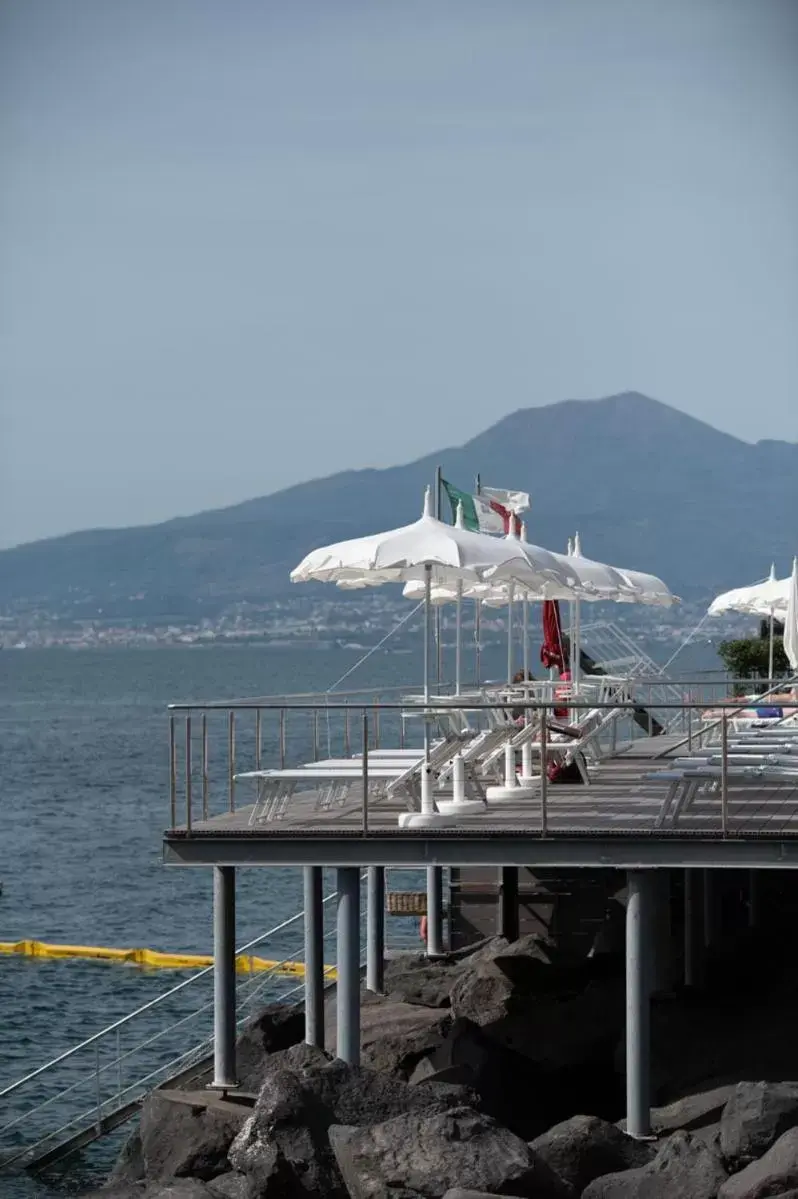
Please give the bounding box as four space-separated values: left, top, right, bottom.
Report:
709 565 791 682
708 567 790 618
784 558 798 673
291 488 541 825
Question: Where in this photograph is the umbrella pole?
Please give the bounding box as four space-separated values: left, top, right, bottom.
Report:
522 595 529 681
507 583 514 685
455 580 463 696
475 600 481 686
422 563 433 815
573 597 581 695
769 607 775 684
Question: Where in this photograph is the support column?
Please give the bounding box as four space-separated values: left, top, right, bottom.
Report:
498 867 520 942
212 866 237 1090
626 870 653 1139
366 866 385 993
303 866 325 1049
748 870 759 929
426 866 445 957
651 871 673 995
683 869 704 990
336 867 361 1065
703 868 717 950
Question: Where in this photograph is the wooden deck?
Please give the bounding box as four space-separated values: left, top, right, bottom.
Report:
164 736 798 864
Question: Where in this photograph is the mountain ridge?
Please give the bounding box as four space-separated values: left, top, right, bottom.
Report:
2 392 796 617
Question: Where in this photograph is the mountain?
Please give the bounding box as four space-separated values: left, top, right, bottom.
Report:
2 392 797 618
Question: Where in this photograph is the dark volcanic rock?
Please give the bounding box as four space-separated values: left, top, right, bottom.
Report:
448 939 620 1072
360 998 452 1078
443 1192 528 1199
379 955 463 1008
207 1174 249 1199
139 1093 249 1182
720 1081 798 1166
235 1002 305 1091
719 1126 798 1199
329 1105 574 1199
582 1131 728 1199
409 1016 549 1140
229 1054 473 1197
530 1115 655 1194
108 1128 145 1184
82 1185 213 1199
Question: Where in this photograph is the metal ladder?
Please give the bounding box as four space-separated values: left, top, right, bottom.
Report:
579 620 692 734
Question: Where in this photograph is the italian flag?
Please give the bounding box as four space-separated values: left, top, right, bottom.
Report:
442 479 525 536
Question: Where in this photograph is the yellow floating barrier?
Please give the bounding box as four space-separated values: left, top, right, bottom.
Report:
0 940 336 978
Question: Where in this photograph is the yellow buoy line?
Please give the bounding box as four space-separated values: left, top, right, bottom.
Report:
0 939 337 978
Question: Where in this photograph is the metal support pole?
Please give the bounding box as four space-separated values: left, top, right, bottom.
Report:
202 714 209 820
366 866 385 993
228 712 236 813
626 870 652 1139
336 867 361 1066
212 866 237 1090
169 715 177 827
185 716 192 832
303 866 325 1049
426 866 444 957
702 867 715 950
683 869 704 989
748 869 759 929
499 867 520 941
720 711 728 836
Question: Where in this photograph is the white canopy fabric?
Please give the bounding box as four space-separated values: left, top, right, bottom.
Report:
290 489 542 588
784 558 798 671
708 566 791 618
486 532 677 608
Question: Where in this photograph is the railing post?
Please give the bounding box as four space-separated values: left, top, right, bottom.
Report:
202 713 209 821
313 709 320 762
169 715 177 828
255 709 262 772
374 704 381 749
344 705 351 757
279 709 287 769
228 711 236 813
185 716 192 833
540 708 548 837
362 710 369 836
720 709 728 837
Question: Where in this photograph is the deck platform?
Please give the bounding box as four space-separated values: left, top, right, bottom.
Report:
164 735 798 871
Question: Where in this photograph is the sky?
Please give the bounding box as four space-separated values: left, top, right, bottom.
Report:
1 0 797 548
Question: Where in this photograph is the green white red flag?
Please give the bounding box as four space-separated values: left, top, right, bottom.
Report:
441 479 528 536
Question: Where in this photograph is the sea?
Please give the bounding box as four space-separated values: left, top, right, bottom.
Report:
0 638 720 1196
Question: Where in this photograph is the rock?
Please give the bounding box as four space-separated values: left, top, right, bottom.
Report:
719 1127 798 1199
206 1175 249 1199
107 1128 145 1184
450 960 621 1073
582 1131 728 1199
531 1115 656 1194
443 1192 528 1199
235 1002 306 1090
329 1106 574 1199
720 1081 798 1166
139 1093 250 1182
409 1017 549 1140
229 1054 474 1198
146 1187 216 1199
379 957 463 1008
359 998 452 1078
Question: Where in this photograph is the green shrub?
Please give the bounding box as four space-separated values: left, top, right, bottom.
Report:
717 636 789 694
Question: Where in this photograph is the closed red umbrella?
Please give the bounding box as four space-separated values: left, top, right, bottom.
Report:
540 600 566 671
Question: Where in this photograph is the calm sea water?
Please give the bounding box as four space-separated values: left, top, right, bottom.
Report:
0 644 484 1197
0 637 719 1196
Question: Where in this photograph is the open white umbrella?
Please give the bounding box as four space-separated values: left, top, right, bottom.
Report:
784 558 798 674
291 488 542 825
709 565 791 681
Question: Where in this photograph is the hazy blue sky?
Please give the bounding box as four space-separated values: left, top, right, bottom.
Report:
2 0 797 547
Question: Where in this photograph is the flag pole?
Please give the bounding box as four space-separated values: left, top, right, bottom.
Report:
474 473 482 686
434 465 443 690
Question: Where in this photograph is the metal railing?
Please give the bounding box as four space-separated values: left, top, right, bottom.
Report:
0 893 346 1172
165 677 798 842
